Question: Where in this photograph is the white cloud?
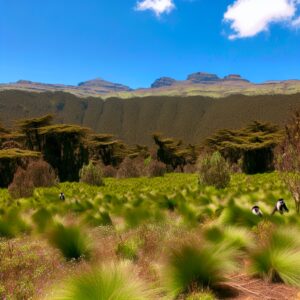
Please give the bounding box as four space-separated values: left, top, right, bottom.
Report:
135 0 175 16
224 0 300 39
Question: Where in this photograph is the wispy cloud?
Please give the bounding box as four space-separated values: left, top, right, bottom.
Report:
224 0 300 39
135 0 175 16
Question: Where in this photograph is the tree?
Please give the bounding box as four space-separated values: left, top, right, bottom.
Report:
206 121 283 174
38 124 89 182
88 134 126 166
17 115 53 151
153 134 188 171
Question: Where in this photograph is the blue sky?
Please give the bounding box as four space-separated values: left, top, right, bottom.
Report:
1 0 300 88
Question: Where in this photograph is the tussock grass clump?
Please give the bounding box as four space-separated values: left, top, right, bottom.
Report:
116 238 142 261
198 152 230 189
186 291 217 300
249 226 300 286
204 225 253 251
0 209 30 238
48 224 91 260
46 262 157 300
80 162 103 186
32 208 54 233
164 239 239 298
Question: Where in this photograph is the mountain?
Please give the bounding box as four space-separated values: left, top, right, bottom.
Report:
78 78 132 92
187 72 221 83
151 77 177 88
1 90 300 146
1 72 300 99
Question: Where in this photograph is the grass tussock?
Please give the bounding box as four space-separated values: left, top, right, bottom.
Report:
48 224 92 260
249 227 300 286
45 261 158 300
164 238 239 298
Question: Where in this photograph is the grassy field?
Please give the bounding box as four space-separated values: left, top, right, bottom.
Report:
1 173 300 299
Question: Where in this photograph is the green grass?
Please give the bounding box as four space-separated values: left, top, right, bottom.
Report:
46 262 158 300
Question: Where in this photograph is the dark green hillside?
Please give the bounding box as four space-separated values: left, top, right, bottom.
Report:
1 90 300 145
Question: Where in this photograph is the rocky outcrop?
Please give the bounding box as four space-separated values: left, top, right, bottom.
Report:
223 74 249 83
151 77 177 88
187 72 221 84
78 78 132 92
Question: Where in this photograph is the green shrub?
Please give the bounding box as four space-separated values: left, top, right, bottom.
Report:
164 240 238 297
48 224 91 260
80 162 103 186
198 152 230 189
249 227 300 286
46 262 157 300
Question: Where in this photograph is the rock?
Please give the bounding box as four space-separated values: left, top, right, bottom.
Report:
151 77 177 88
187 72 221 84
78 78 132 92
223 74 249 82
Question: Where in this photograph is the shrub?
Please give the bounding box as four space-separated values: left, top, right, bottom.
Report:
198 152 230 189
80 162 103 186
117 157 142 178
8 168 35 199
101 165 117 178
46 262 157 300
145 159 166 177
164 240 238 297
48 224 91 260
8 160 57 199
26 160 57 187
249 227 300 286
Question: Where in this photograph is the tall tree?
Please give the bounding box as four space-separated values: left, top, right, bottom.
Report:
39 124 89 182
17 115 53 151
206 121 283 174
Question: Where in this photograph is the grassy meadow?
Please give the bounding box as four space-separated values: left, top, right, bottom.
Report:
1 172 300 299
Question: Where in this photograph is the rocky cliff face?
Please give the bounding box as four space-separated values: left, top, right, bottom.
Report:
78 78 132 92
187 72 221 83
151 77 177 88
1 90 300 146
223 74 249 83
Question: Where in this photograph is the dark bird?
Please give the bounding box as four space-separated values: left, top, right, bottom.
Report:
272 199 289 215
59 192 65 201
252 205 263 217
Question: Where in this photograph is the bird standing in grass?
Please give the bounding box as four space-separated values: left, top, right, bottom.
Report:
272 199 289 215
252 206 263 217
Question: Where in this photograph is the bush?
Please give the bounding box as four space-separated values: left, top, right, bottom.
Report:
249 227 300 286
48 224 92 260
80 162 103 186
117 157 143 178
8 168 35 199
26 160 57 187
8 160 57 199
46 262 157 300
164 240 238 297
198 152 230 189
102 165 117 178
145 159 166 177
